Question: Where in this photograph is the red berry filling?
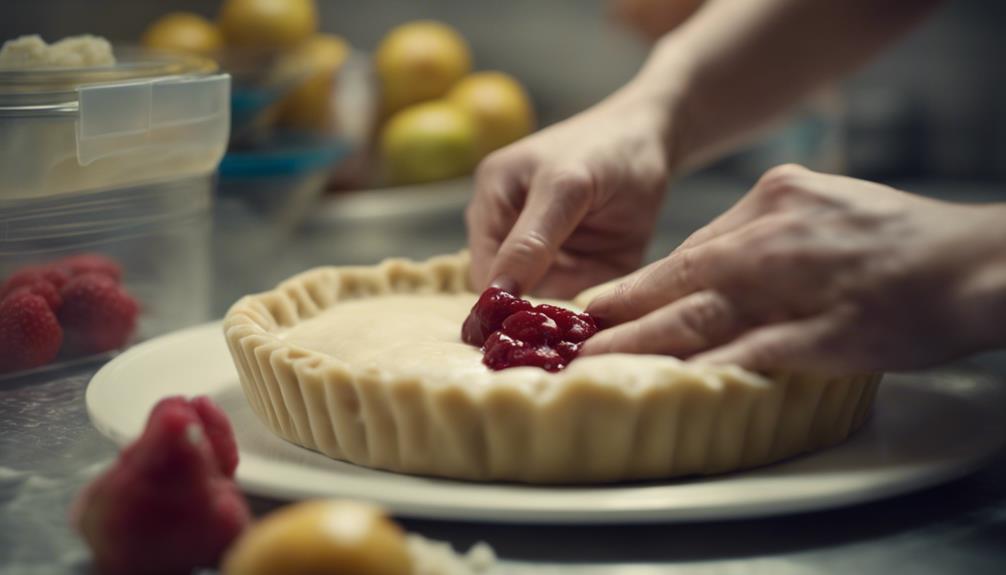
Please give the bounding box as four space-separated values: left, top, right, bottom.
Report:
461 288 597 372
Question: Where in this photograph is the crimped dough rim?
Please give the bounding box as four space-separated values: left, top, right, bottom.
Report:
223 252 880 483
225 253 774 392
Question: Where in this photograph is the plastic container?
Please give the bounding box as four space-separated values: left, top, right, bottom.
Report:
0 48 230 378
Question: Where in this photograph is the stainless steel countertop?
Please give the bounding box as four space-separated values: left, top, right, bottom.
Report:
3 174 1005 574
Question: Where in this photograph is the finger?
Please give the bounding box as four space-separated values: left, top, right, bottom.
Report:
581 290 746 357
674 163 817 253
466 155 532 290
487 168 595 295
675 196 759 253
580 169 779 321
585 239 725 326
533 251 634 300
691 314 842 374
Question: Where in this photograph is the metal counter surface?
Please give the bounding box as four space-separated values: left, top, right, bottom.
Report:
3 175 1005 574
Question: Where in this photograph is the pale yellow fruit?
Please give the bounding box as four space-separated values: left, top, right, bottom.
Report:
381 100 479 185
375 20 472 116
222 500 412 575
218 0 318 50
274 34 351 131
142 12 223 56
448 71 534 156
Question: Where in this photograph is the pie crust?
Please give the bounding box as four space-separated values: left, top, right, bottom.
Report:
223 253 880 484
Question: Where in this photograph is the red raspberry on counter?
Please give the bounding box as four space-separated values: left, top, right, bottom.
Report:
59 273 139 356
73 396 250 575
462 288 598 372
0 289 63 374
190 396 240 478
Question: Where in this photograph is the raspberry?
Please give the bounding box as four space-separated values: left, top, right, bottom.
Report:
462 288 598 372
53 253 123 283
190 396 240 478
501 310 560 345
2 277 62 312
461 287 532 346
59 273 139 356
0 289 63 373
73 396 250 575
1 265 70 299
483 332 566 372
555 340 582 363
535 304 598 343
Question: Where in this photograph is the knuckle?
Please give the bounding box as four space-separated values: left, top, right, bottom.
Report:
755 163 808 202
475 149 511 182
609 278 637 316
504 230 550 261
680 292 733 336
670 247 703 290
544 167 594 201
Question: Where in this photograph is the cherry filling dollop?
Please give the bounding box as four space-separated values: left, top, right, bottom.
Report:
461 287 598 372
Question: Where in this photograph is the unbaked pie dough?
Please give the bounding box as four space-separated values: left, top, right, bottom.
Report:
223 253 880 483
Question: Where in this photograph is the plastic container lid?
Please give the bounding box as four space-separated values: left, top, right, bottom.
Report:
0 49 230 200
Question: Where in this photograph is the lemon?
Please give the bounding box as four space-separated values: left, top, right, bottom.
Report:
375 21 472 116
274 34 351 131
222 500 412 575
448 71 534 156
218 0 318 50
142 12 223 56
381 100 478 185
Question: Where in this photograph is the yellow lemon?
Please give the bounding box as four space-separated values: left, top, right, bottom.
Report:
222 500 412 575
381 100 478 185
375 20 472 116
142 12 223 56
274 34 351 131
218 0 318 51
448 71 534 156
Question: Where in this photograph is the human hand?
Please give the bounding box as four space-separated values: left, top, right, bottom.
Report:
611 0 704 42
581 164 1006 374
466 84 672 298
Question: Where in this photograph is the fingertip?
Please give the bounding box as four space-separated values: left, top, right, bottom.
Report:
584 283 628 327
578 333 609 357
689 347 738 368
489 275 519 294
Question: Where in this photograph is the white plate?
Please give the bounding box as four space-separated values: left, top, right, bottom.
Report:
87 322 1006 524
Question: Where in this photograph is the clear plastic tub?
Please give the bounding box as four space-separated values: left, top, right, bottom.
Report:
0 49 229 378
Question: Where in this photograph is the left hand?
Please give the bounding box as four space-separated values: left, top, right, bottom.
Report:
581 164 1006 374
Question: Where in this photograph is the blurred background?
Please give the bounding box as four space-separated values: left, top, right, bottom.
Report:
1 0 1004 377
5 0 1005 180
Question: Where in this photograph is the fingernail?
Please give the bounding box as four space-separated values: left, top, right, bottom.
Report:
584 292 615 321
490 276 519 294
578 332 606 356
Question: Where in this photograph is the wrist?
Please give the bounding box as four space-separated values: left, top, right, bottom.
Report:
954 204 1006 351
621 35 700 177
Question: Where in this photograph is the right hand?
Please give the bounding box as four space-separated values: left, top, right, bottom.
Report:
466 85 673 298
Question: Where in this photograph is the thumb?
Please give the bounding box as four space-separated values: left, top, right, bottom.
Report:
487 168 594 294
